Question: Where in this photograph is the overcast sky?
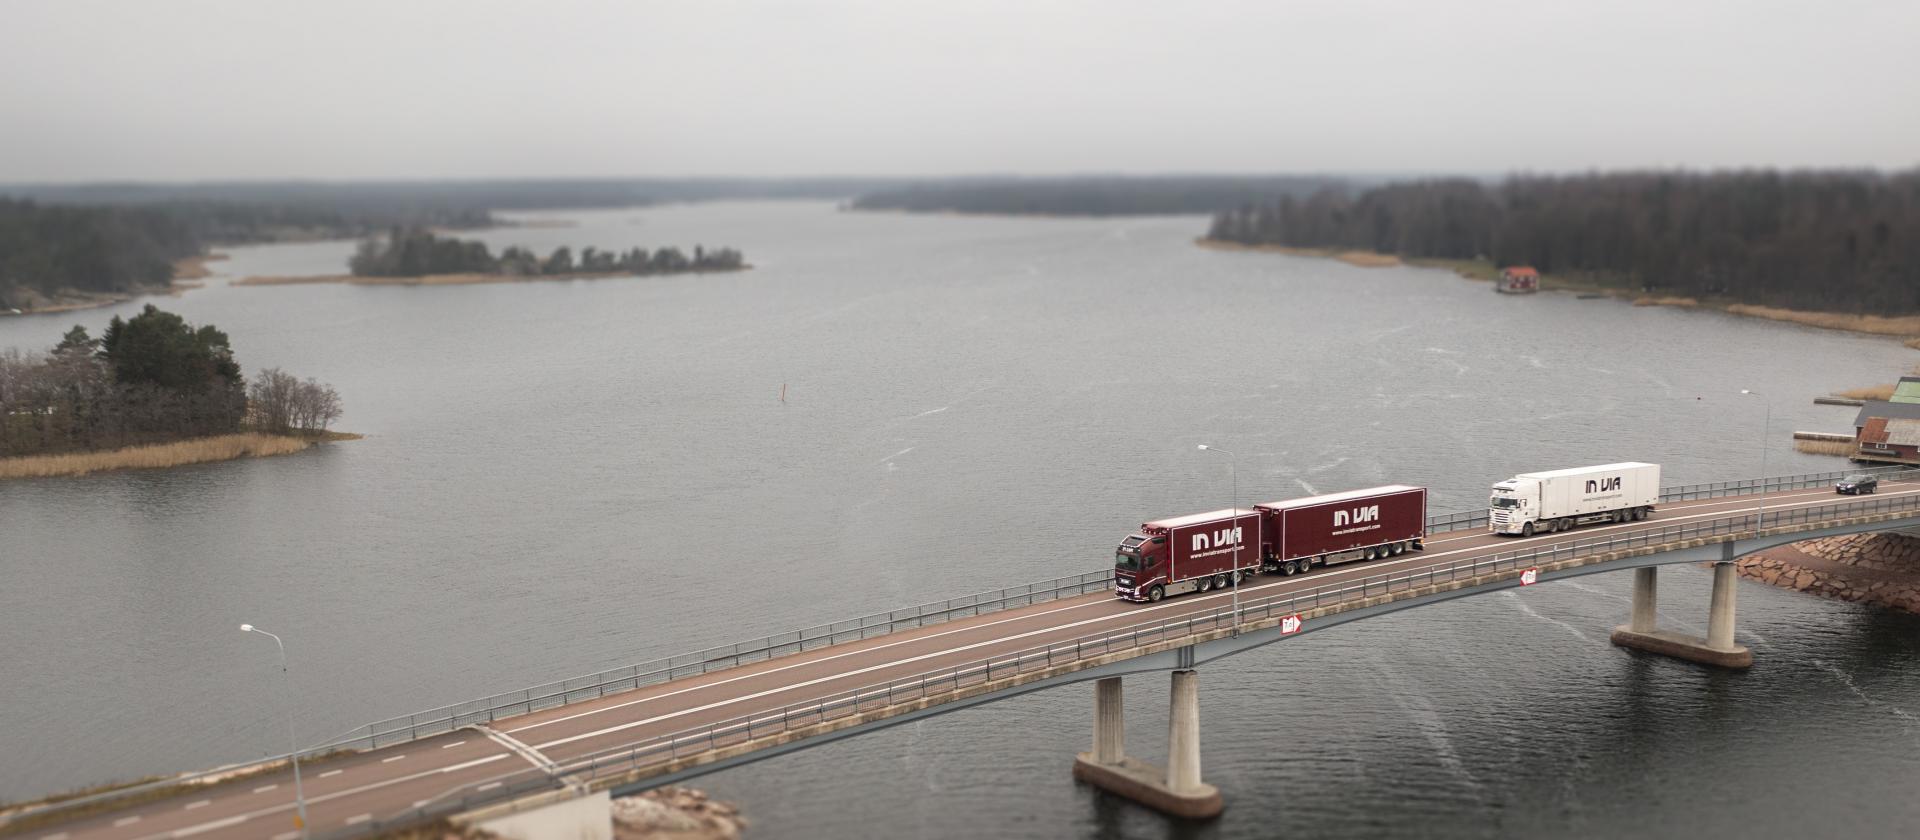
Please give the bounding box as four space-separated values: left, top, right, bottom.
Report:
3 0 1915 182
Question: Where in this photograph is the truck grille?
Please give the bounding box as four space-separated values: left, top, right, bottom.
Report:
1492 511 1509 525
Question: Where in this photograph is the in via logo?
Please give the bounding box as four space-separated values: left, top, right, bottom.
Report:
1520 567 1540 586
1333 505 1380 527
1280 614 1304 635
1586 476 1623 493
1190 526 1243 552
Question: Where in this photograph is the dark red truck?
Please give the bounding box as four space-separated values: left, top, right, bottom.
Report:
1113 509 1263 603
1114 486 1426 602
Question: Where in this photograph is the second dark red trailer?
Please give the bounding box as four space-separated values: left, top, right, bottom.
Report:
1254 485 1427 575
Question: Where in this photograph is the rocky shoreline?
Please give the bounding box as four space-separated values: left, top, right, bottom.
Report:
1738 533 1920 614
611 787 747 839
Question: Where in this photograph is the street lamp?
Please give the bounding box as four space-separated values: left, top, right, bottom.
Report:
242 623 308 837
1739 390 1771 538
1197 444 1243 634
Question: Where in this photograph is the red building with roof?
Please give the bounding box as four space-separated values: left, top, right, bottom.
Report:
1497 266 1539 294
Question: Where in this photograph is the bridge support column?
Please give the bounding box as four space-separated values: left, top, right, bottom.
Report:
1629 567 1658 633
1610 562 1752 669
1072 668 1223 820
1094 676 1124 764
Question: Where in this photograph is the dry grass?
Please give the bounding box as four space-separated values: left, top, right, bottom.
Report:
1633 295 1701 307
1795 439 1859 457
169 253 228 281
1724 304 1920 338
1836 384 1896 401
1194 239 1403 267
235 269 675 288
0 432 359 480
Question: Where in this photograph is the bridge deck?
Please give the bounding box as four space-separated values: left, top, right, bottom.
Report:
15 479 1920 840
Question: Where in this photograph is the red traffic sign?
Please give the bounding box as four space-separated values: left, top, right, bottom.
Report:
1520 567 1540 586
1280 614 1304 635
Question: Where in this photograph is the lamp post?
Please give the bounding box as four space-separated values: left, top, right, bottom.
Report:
1196 444 1242 634
1739 389 1771 538
241 624 308 837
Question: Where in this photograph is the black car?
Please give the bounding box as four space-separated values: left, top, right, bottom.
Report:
1836 474 1878 495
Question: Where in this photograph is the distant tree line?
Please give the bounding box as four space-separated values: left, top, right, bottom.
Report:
0 305 338 457
348 227 746 278
850 176 1351 216
0 199 201 308
1206 170 1920 313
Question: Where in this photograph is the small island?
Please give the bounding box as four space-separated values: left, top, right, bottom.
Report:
238 227 748 287
0 304 353 479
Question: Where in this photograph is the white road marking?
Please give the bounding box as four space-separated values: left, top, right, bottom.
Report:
413 799 431 808
318 769 343 778
114 816 141 827
476 782 502 792
345 814 371 825
171 814 245 837
441 740 466 749
183 800 210 810
39 833 67 840
529 486 1920 751
382 755 406 763
124 754 519 840
252 784 277 794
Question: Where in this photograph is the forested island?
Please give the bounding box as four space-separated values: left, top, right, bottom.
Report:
851 175 1350 216
1204 170 1920 314
0 304 348 478
346 227 744 278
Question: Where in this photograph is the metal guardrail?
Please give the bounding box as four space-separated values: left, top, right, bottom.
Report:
11 465 1911 829
322 487 1920 838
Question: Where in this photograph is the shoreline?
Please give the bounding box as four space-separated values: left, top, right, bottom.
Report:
0 431 361 480
235 266 750 288
1195 237 1920 345
1 253 224 318
1738 534 1920 615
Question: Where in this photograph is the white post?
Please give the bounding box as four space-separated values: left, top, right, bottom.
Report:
1093 677 1124 765
1630 567 1658 633
1197 444 1241 634
1707 563 1739 650
1166 670 1202 795
1741 389 1771 536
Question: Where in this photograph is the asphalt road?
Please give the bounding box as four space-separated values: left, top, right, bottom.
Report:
18 482 1911 840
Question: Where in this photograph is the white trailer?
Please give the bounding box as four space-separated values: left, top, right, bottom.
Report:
1489 462 1661 536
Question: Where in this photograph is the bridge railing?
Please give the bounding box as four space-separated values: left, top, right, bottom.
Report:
341 487 1920 836
1661 465 1918 502
276 467 1917 754
15 465 1910 829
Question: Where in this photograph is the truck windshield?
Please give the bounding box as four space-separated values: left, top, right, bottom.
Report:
1115 552 1139 571
1490 496 1520 508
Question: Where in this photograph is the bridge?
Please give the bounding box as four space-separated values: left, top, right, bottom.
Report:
7 465 1917 839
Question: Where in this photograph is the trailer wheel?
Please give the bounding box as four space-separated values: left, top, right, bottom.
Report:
1283 560 1299 575
1212 574 1228 590
1197 576 1212 593
1560 517 1574 532
1522 521 1535 537
1391 541 1406 556
1147 585 1164 603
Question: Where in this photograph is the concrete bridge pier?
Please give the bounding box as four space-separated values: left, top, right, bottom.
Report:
1072 668 1223 820
1610 562 1753 669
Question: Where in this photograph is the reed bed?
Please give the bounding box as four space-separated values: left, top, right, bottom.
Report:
1794 439 1859 456
0 433 328 479
1836 384 1896 401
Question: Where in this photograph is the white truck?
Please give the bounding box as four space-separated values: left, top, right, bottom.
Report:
1489 462 1661 536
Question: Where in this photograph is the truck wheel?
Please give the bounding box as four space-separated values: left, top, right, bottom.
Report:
1391 541 1406 556
1212 574 1228 590
1522 521 1535 537
1197 576 1212 593
1283 560 1299 575
1147 585 1164 603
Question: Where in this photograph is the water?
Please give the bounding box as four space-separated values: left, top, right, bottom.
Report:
3 202 1917 837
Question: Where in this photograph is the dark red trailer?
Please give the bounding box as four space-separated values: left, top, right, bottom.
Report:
1113 509 1263 603
1254 485 1427 575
